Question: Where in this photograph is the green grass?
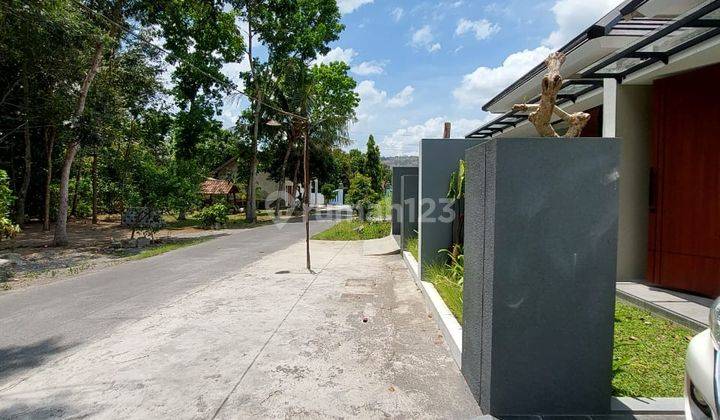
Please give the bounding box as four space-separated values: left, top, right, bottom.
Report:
128 237 214 260
425 263 463 323
423 260 691 397
312 220 390 241
612 301 692 397
405 236 419 261
163 211 273 230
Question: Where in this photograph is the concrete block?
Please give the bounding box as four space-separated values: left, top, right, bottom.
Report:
392 167 418 235
462 138 620 416
400 175 419 250
419 139 483 279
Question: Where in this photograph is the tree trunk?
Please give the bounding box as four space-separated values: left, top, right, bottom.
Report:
43 127 55 231
245 10 261 224
91 151 98 224
246 100 260 221
71 159 83 217
291 158 300 207
54 40 104 246
16 64 32 226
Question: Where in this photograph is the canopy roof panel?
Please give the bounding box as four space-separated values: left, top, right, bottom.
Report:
582 0 720 80
466 80 603 139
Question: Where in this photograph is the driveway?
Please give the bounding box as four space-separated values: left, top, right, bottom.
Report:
0 224 482 418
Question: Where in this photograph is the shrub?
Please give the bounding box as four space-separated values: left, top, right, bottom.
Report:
369 193 391 220
321 184 336 202
0 170 19 241
199 204 229 229
346 173 377 220
438 246 464 287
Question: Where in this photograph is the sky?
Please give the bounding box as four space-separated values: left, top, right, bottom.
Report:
218 0 625 156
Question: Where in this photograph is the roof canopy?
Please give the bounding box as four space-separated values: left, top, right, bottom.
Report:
467 0 720 139
581 1 720 80
466 79 604 139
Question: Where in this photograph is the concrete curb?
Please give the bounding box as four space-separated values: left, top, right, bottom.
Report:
362 235 401 256
617 289 706 333
402 251 463 369
611 397 685 415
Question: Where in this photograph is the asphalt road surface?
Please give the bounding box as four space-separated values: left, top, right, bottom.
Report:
0 219 335 387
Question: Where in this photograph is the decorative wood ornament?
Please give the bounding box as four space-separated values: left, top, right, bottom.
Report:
512 52 590 138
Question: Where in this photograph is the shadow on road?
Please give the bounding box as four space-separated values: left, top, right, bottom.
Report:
0 400 94 420
0 337 77 382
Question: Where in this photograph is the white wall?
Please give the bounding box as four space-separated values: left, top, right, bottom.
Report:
607 84 653 282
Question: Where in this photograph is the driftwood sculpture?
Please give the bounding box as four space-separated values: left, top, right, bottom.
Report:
512 52 590 138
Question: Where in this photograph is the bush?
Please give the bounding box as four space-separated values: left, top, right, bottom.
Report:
321 184 336 202
199 204 229 229
346 173 377 220
0 170 19 241
369 194 391 220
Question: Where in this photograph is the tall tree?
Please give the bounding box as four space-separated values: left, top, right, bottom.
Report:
364 135 382 195
53 0 124 245
231 0 344 223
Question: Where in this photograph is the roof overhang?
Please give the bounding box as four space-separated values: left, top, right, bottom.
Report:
482 0 655 113
466 79 604 139
581 0 720 81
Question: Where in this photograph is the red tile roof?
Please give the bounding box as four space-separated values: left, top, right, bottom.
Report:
200 178 239 195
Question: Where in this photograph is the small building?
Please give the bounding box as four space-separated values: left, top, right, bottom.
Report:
212 157 295 207
200 178 240 207
467 0 720 297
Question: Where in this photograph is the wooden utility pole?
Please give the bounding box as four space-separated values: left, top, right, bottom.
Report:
443 122 452 139
303 122 311 271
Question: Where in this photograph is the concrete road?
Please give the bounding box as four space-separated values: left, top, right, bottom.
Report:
0 220 334 386
0 225 482 418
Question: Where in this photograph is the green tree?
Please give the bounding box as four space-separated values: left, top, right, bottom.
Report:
346 173 375 221
364 135 382 195
0 170 20 240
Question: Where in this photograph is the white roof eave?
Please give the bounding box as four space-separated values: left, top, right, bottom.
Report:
485 36 641 114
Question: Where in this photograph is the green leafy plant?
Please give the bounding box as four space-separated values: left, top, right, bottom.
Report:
321 184 337 202
438 245 464 287
369 194 392 220
346 173 377 221
198 204 230 229
0 170 19 241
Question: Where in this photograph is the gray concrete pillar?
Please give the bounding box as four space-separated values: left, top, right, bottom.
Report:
462 138 620 416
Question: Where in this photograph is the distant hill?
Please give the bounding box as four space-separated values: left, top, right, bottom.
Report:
381 156 418 168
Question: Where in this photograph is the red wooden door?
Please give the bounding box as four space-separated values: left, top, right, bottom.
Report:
649 63 720 298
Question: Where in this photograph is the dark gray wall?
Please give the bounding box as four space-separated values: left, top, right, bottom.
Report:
462 138 620 416
400 175 419 249
419 139 483 279
392 167 418 235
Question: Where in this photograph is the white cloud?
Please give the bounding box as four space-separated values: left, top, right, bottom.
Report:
337 0 373 14
391 7 404 22
387 86 415 108
313 47 358 65
411 25 442 53
355 80 387 106
453 46 553 107
452 0 624 109
381 116 492 155
543 0 624 48
455 18 501 40
352 61 385 76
